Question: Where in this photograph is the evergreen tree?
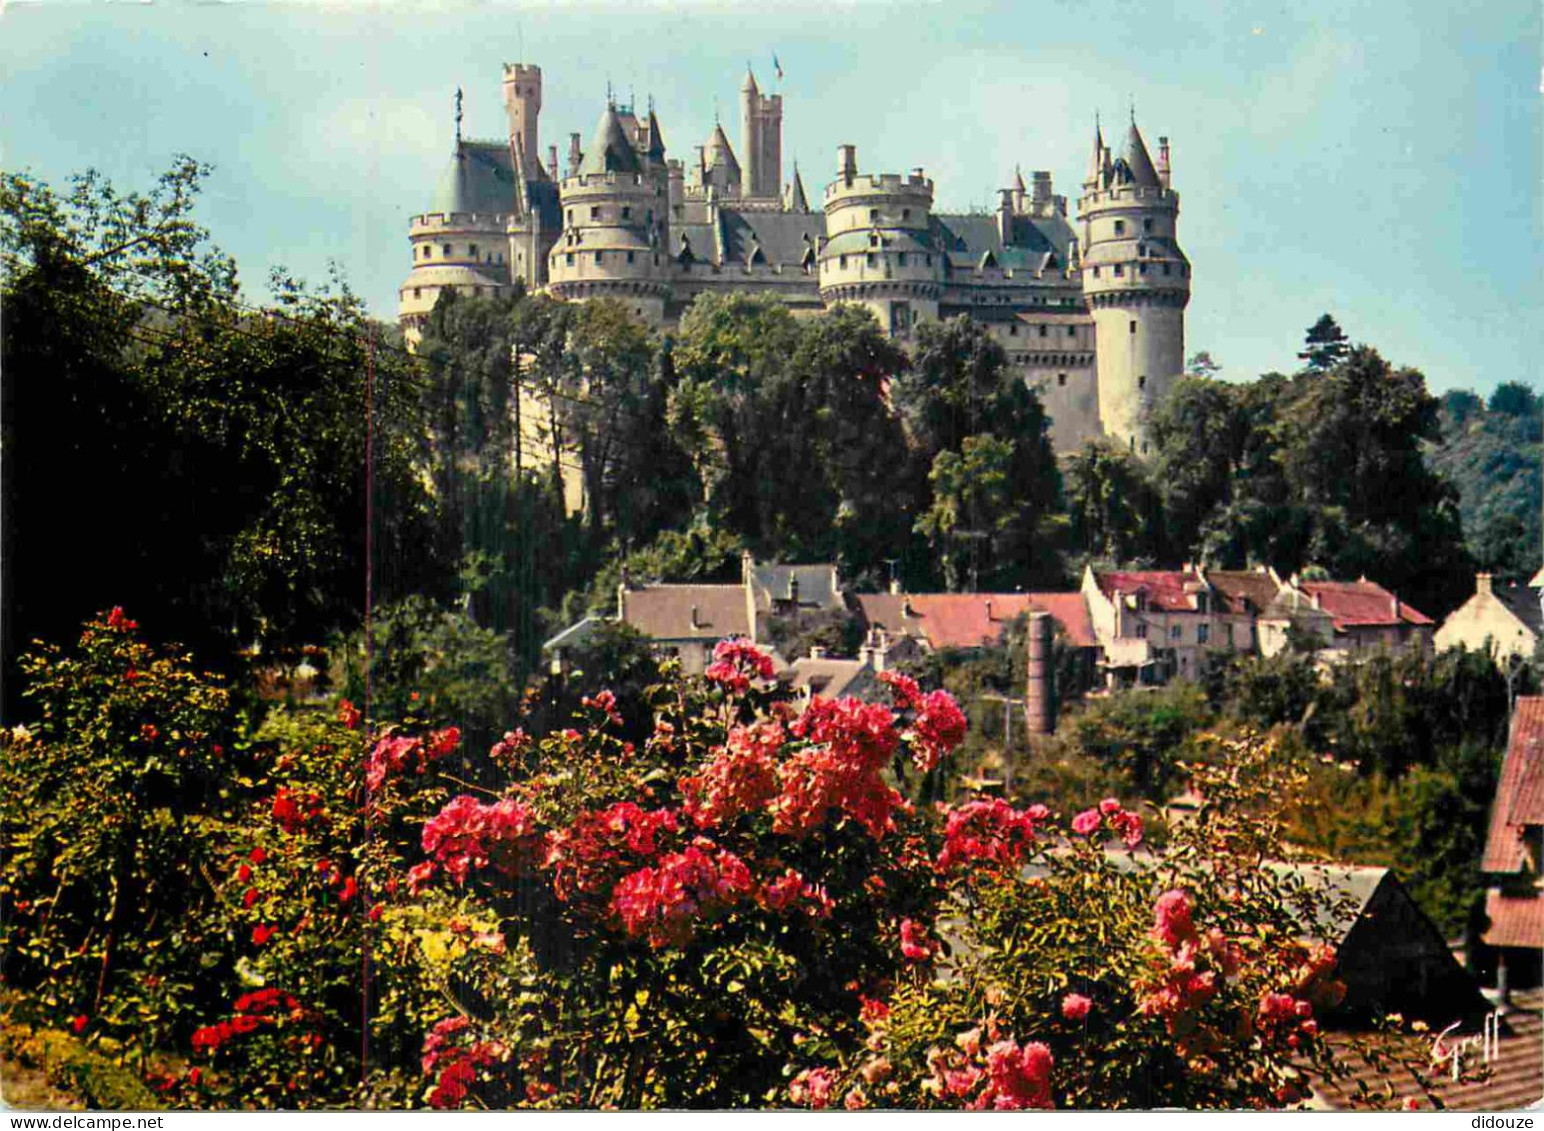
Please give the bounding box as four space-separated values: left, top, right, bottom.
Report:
1297 313 1350 372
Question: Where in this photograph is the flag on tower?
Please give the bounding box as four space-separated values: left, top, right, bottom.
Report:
773 53 784 80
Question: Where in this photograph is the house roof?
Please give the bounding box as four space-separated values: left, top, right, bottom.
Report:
541 615 602 652
1094 568 1237 614
783 656 873 701
1483 697 1544 873
747 561 841 613
854 591 1097 650
1206 568 1283 614
1493 581 1544 637
619 584 750 642
1295 579 1433 629
1484 890 1544 950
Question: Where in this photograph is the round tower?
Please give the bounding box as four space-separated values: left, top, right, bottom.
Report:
1078 119 1190 453
502 63 543 177
546 104 670 324
817 145 941 337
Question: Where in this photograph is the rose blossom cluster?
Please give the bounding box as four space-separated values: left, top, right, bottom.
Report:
271 786 325 833
419 795 542 885
879 671 968 773
921 1026 1055 1110
681 721 784 828
1135 890 1249 1039
365 727 460 793
191 989 303 1054
610 842 755 947
936 798 1051 873
776 695 907 838
756 867 835 919
703 637 775 695
545 801 680 902
421 1016 505 1109
1069 797 1144 848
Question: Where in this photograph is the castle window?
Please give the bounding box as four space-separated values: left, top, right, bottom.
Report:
470 243 479 257
565 253 575 266
1130 321 1137 334
869 208 879 222
869 233 879 247
1139 264 1148 275
1039 325 1048 338
898 252 907 266
594 251 603 264
839 255 848 269
413 287 422 299
626 251 635 263
1008 323 1017 335
442 244 452 256
1163 264 1171 276
566 209 573 224
622 206 631 219
1143 218 1154 233
1114 220 1125 236
1092 266 1100 278
590 206 600 220
1139 375 1147 388
866 253 877 267
1114 264 1124 276
1067 326 1076 338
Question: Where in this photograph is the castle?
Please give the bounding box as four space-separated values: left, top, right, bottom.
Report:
398 62 1192 453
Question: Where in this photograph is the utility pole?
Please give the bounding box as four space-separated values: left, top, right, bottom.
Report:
978 692 1023 792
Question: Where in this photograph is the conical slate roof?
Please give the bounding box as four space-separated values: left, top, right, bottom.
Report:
705 122 740 177
1118 120 1161 188
787 164 809 212
741 66 759 94
1086 122 1105 184
579 106 642 177
645 110 667 160
432 141 518 215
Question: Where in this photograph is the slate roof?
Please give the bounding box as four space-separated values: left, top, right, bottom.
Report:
579 106 642 176
783 656 875 701
719 211 825 268
1207 568 1284 614
618 584 750 642
854 591 1097 650
1115 120 1161 187
1297 579 1434 628
931 212 1079 273
1483 697 1544 873
432 141 519 215
747 562 842 613
1493 581 1544 637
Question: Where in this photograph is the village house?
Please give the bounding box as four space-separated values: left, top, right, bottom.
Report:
1436 572 1543 665
1479 695 1544 996
1080 565 1255 685
1260 575 1434 660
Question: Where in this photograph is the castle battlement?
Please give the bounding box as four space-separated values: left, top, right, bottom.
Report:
562 172 652 190
503 62 541 78
411 211 512 231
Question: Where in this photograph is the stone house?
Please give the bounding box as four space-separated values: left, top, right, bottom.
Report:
1080 565 1254 685
1262 576 1434 660
1436 573 1543 665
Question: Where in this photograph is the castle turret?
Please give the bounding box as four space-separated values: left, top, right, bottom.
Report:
546 103 670 323
502 63 543 179
1078 117 1190 453
817 145 940 337
740 67 761 201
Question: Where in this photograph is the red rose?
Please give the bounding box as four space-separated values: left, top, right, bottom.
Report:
252 924 276 946
71 1014 88 1034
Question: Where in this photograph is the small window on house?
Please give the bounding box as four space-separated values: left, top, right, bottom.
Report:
1170 624 1183 640
1114 264 1124 276
590 206 600 220
926 254 933 266
869 233 879 247
1057 373 1067 387
1136 623 1148 639
1163 263 1172 276
1114 220 1125 235
1198 624 1210 644
1139 264 1148 275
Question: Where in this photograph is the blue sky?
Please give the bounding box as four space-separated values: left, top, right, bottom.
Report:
2 0 1538 394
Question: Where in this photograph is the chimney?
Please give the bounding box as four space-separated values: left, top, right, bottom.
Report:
1032 170 1052 203
567 132 583 178
1390 595 1400 621
1024 611 1056 736
1477 572 1493 596
789 576 800 606
902 597 915 619
548 145 559 181
690 605 702 630
985 598 995 622
838 144 857 186
809 645 827 660
998 188 1014 245
889 577 903 596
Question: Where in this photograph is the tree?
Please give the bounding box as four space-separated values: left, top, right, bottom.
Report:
915 434 1018 592
1061 441 1161 566
1184 350 1222 378
1297 314 1350 372
1487 381 1541 419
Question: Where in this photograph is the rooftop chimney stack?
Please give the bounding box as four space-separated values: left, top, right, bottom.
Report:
1477 572 1493 597
838 144 857 186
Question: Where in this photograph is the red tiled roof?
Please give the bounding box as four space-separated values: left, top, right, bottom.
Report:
620 584 751 642
1297 579 1433 628
1483 697 1544 873
1484 890 1544 949
854 592 1097 650
1094 568 1235 613
1206 568 1283 614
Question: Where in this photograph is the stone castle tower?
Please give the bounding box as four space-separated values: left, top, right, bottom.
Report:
399 60 1191 455
1078 118 1191 452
